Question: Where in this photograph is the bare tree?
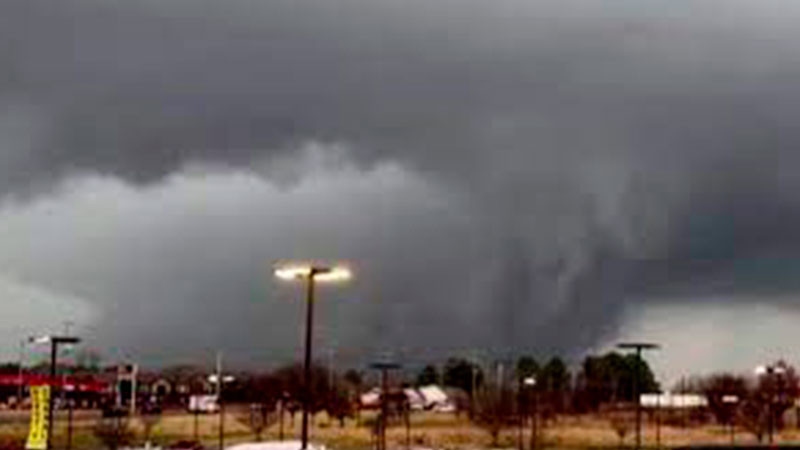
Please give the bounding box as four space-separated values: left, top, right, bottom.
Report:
738 360 800 442
608 409 634 449
472 383 516 447
234 403 274 441
737 398 767 443
701 372 747 426
93 416 134 450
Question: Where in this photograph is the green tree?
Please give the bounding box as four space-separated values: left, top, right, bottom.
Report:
540 357 569 392
416 365 440 386
539 357 570 414
700 373 747 425
743 360 800 440
515 356 539 381
443 358 483 394
575 352 659 411
344 369 363 389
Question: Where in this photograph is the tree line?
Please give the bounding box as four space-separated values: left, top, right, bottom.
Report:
414 351 659 414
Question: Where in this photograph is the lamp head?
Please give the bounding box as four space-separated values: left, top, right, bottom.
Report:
274 265 352 283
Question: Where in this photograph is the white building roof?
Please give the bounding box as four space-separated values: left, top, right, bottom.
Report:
418 385 449 406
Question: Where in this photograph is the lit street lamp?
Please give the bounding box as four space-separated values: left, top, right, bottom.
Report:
617 342 660 450
28 335 81 450
275 264 351 450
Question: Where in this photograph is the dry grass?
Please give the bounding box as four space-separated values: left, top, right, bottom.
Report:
0 409 795 449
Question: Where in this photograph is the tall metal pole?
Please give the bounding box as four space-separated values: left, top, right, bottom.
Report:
530 389 538 450
301 270 317 450
67 398 74 450
47 341 57 450
768 368 774 445
194 407 199 442
279 398 285 441
370 362 400 450
131 364 138 416
470 354 479 419
29 336 79 450
617 342 659 450
379 368 388 450
17 341 24 407
655 391 661 449
635 347 642 450
405 402 411 450
277 264 349 448
517 379 523 450
217 352 225 450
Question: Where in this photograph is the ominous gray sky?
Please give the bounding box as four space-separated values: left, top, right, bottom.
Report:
3 0 800 378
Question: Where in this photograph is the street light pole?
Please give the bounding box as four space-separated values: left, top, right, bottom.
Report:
300 268 317 450
30 335 81 450
370 361 401 450
617 342 660 450
275 264 351 450
655 391 661 449
210 355 234 450
48 341 57 450
216 352 224 450
17 340 25 408
755 364 785 445
524 377 536 450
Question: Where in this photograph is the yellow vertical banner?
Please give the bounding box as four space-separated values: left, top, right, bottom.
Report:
26 385 49 450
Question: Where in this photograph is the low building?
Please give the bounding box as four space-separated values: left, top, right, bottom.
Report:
640 392 708 408
361 385 455 413
417 385 454 411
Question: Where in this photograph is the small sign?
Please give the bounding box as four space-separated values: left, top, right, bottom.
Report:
26 385 50 450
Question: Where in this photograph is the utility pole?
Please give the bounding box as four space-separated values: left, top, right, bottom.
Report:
617 342 660 450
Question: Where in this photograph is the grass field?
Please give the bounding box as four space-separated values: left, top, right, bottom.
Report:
0 408 795 450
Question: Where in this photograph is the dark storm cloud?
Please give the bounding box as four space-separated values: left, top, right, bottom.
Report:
2 0 800 365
